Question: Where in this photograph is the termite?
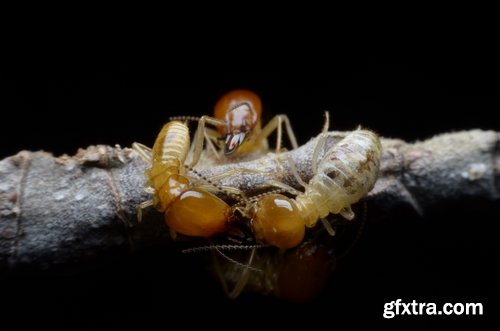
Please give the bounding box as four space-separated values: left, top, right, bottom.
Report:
178 89 299 167
209 113 380 298
238 112 382 249
132 120 241 237
209 202 368 300
210 239 335 301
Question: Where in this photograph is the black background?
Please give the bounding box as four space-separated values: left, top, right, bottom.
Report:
1 61 499 330
1 63 499 159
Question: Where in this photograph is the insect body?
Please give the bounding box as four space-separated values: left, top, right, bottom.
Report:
246 118 382 249
294 128 381 224
133 121 231 237
214 239 335 301
146 121 190 211
189 89 298 166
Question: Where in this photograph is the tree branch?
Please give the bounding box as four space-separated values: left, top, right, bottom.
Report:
0 130 499 274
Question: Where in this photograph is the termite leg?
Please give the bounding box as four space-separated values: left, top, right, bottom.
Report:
286 154 308 188
212 247 257 299
265 179 303 196
320 218 336 236
190 115 226 168
186 126 222 165
254 114 298 153
322 111 330 133
203 127 222 161
132 142 153 164
136 199 154 223
194 184 248 200
169 116 223 163
245 114 297 176
187 167 250 200
339 205 355 220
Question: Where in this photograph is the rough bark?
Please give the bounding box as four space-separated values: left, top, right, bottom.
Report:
0 130 499 271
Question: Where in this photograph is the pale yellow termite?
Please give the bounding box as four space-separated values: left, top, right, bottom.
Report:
240 112 382 249
208 113 381 299
133 121 190 212
132 121 236 237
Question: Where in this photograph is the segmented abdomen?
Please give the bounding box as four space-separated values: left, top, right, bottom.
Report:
296 129 381 226
147 121 190 211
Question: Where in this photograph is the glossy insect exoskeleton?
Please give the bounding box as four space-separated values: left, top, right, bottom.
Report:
133 121 233 237
188 89 299 166
241 113 382 249
211 239 335 301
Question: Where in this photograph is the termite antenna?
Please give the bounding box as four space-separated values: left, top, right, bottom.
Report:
169 115 202 122
183 244 263 272
214 247 262 273
184 165 247 202
182 244 263 253
212 246 258 299
231 189 286 210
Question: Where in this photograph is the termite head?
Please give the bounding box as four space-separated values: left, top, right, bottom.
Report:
162 172 233 238
223 102 255 155
214 89 262 155
164 187 232 237
249 194 305 249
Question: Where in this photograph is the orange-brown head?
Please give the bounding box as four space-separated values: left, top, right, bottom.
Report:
250 194 305 249
214 89 262 155
164 188 231 237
